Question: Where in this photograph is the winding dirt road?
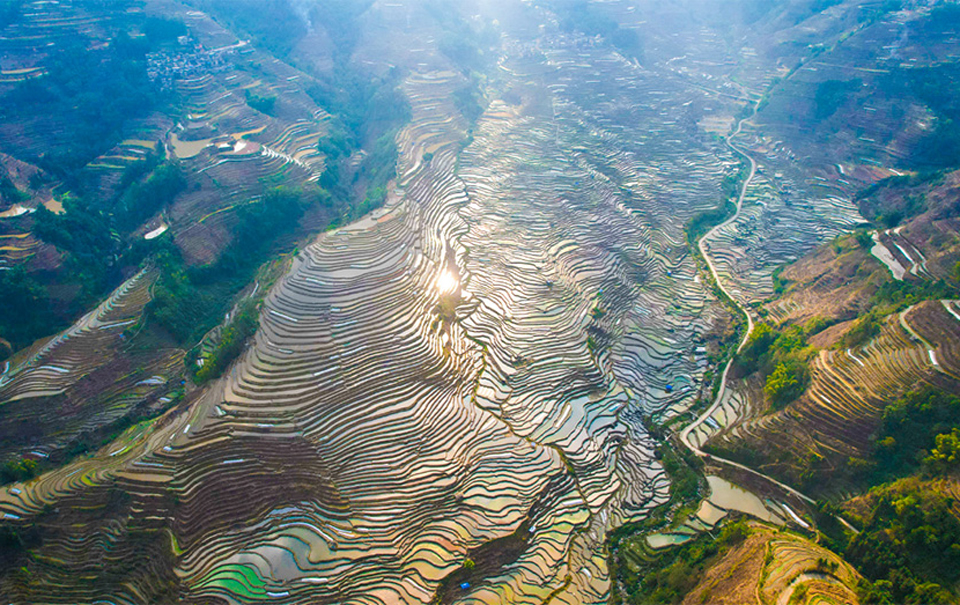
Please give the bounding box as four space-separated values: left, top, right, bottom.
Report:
677 109 859 533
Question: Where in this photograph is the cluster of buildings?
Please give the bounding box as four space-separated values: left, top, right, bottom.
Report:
146 45 231 88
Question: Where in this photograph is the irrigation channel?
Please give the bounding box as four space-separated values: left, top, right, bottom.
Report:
678 107 859 534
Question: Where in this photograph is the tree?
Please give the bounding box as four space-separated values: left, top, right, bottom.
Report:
764 362 803 408
0 267 60 351
734 322 777 375
855 229 873 249
924 428 960 473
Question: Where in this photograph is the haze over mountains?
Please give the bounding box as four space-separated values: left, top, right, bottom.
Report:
0 0 959 603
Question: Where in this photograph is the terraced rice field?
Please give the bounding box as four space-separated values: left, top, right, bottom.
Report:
0 0 336 266
0 36 739 602
0 0 166 198
700 299 960 490
700 128 864 305
681 522 860 605
154 7 335 264
0 230 41 266
0 2 909 602
0 269 184 461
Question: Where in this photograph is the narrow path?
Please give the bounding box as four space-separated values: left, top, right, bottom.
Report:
677 108 859 534
679 106 758 461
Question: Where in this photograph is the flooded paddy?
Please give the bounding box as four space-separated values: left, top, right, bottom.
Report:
0 2 880 603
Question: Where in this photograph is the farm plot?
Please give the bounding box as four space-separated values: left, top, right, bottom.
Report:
0 40 737 605
0 1 893 602
680 522 860 605
0 269 184 462
704 300 960 493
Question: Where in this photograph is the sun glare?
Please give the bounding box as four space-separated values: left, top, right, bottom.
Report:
436 269 459 294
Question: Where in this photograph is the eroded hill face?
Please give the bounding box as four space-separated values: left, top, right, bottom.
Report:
1 0 957 603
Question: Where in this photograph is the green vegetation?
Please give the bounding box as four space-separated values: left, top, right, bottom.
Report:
586 333 599 355
733 321 818 409
607 429 705 605
854 228 873 249
202 0 306 57
856 0 904 23
875 62 960 169
143 246 214 345
853 168 940 226
847 479 960 604
735 322 778 375
871 387 960 480
1 31 171 186
763 361 805 408
116 162 186 230
305 17 410 226
854 170 945 204
814 79 861 120
925 428 960 472
870 278 960 313
876 194 926 229
613 519 750 604
424 0 498 76
143 16 186 43
316 127 353 163
0 389 184 486
305 29 409 144
149 188 309 344
0 0 24 30
193 0 408 226
0 457 39 484
0 173 28 206
16 157 184 349
686 201 735 248
0 0 407 358
319 125 401 228
307 0 373 64
453 83 486 124
771 265 792 294
685 161 749 245
193 300 260 384
0 521 42 571
61 395 179 462
431 517 534 604
0 11 193 351
245 91 277 116
838 310 882 349
436 294 458 325
658 443 702 507
32 197 122 304
0 267 61 354
356 131 400 212
549 0 645 62
814 388 960 603
741 0 846 25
